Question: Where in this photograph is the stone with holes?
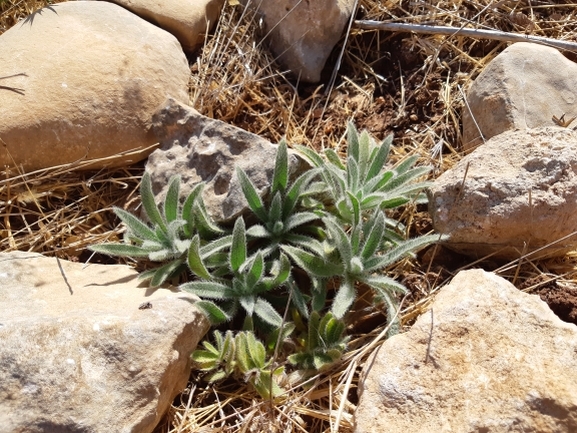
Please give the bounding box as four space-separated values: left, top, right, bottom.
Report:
145 98 310 223
355 269 577 433
0 251 209 432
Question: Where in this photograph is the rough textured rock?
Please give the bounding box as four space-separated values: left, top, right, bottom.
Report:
243 0 356 83
355 269 577 433
428 127 577 260
463 42 577 149
0 1 190 172
146 98 310 223
100 0 224 53
0 251 209 433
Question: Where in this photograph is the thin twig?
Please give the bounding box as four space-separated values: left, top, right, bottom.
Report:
353 20 577 53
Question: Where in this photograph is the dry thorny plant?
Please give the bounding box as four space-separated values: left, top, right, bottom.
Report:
2 0 577 432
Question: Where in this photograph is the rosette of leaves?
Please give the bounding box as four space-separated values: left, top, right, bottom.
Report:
192 330 284 399
182 217 291 327
89 172 224 287
237 138 322 256
296 121 431 230
288 311 348 373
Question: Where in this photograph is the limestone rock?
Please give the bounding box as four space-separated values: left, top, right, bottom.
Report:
243 0 356 83
0 251 209 433
146 98 310 223
0 1 190 172
100 0 224 53
463 42 577 149
428 127 577 260
355 269 577 433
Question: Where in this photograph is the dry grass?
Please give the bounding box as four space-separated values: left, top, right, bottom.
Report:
3 0 577 431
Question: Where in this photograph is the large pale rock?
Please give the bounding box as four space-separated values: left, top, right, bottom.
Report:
243 0 356 83
146 98 310 223
100 0 224 53
463 42 577 149
0 251 209 433
428 127 577 260
355 269 577 433
0 1 190 172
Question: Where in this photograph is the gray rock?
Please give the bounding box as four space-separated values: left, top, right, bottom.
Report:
355 269 577 433
98 0 224 53
146 98 310 223
463 42 577 150
243 0 356 83
0 251 209 433
428 127 577 260
0 1 190 172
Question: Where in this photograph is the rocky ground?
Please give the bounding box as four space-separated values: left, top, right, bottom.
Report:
2 0 577 432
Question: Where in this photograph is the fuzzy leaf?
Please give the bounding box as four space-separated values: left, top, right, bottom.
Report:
187 235 212 280
246 224 270 238
284 212 319 232
324 148 345 170
149 259 184 287
246 251 265 288
268 192 283 231
331 278 356 319
230 218 247 273
272 139 289 195
346 121 360 163
180 281 235 300
89 243 152 258
194 300 229 324
281 244 343 278
361 210 386 261
365 134 392 182
140 172 166 232
363 234 441 273
164 175 181 223
113 207 157 243
239 295 256 317
254 298 283 327
236 167 268 222
294 144 325 167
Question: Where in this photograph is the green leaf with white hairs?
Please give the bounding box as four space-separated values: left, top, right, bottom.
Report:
254 297 284 327
361 210 386 261
113 207 157 243
272 139 289 195
230 218 247 273
365 134 392 182
246 251 265 288
268 192 283 228
89 243 152 258
294 144 325 167
236 166 268 222
149 258 185 287
281 244 343 278
324 148 345 170
187 235 212 280
164 175 181 222
180 281 235 300
331 277 355 319
140 172 166 232
194 300 230 324
347 121 360 163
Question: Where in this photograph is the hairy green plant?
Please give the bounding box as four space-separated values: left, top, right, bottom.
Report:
182 217 290 327
91 123 441 399
192 330 284 399
288 311 348 373
89 172 223 287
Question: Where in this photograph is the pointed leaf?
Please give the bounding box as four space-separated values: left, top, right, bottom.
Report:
294 144 325 167
180 281 235 300
140 172 166 232
236 166 268 222
113 207 157 242
346 121 360 163
164 175 181 223
149 259 185 287
194 300 230 324
365 134 392 182
324 148 345 170
89 243 152 258
272 139 288 194
361 210 386 260
331 278 355 319
187 235 212 280
230 218 247 273
281 244 343 278
254 298 283 327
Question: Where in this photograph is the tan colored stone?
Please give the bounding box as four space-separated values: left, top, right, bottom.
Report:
0 1 190 172
0 251 209 433
355 269 577 433
463 42 577 150
243 0 356 83
100 0 225 53
146 98 310 223
428 127 577 260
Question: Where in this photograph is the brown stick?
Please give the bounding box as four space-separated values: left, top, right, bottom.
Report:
353 20 577 53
